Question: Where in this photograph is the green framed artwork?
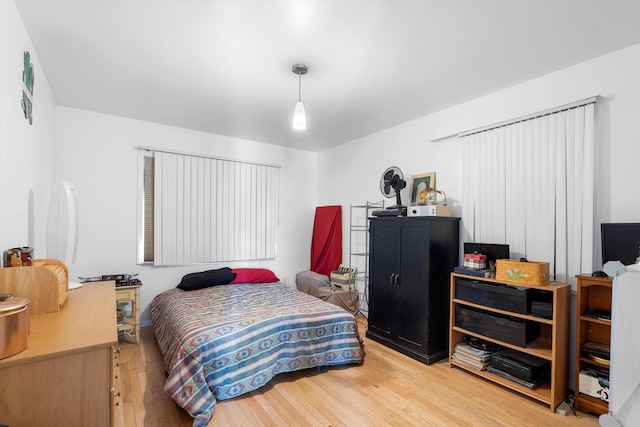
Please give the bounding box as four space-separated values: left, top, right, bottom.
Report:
22 51 34 125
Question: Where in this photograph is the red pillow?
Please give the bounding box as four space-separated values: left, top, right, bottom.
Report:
230 268 279 284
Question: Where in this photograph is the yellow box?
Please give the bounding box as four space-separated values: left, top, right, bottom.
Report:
495 259 550 285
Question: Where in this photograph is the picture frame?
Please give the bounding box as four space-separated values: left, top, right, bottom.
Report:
409 172 436 206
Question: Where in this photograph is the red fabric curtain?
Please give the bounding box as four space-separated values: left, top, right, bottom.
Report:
310 206 342 277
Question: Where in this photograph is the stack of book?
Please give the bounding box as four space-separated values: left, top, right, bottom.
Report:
451 342 493 370
453 266 491 277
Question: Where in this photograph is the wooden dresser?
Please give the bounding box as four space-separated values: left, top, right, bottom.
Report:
0 281 118 427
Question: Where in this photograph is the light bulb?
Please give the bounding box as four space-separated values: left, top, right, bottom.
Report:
293 101 306 130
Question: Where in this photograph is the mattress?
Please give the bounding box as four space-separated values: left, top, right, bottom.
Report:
151 282 364 426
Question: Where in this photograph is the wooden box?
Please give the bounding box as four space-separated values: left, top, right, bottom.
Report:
0 259 69 315
496 259 550 285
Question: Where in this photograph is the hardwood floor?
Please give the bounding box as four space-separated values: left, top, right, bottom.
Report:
114 319 601 426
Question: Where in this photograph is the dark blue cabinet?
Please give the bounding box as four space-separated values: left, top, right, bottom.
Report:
366 216 460 364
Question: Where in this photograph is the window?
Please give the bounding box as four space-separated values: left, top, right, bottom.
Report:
137 149 279 265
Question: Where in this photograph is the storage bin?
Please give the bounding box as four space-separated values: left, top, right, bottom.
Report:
455 306 540 347
495 259 550 285
455 278 532 314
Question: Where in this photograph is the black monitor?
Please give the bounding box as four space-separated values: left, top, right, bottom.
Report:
601 223 640 266
463 242 510 265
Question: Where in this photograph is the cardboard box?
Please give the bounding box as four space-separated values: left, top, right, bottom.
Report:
407 204 452 217
496 259 550 285
330 265 356 291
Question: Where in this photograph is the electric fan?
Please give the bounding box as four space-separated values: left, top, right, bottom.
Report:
372 166 407 216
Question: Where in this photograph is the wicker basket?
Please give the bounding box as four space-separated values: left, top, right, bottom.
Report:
495 259 550 285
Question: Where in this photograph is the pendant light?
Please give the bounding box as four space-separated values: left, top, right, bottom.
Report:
292 64 308 130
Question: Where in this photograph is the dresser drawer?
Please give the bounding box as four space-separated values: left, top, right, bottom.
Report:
116 288 136 300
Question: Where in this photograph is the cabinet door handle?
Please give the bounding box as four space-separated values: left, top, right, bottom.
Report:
395 274 400 287
389 274 399 287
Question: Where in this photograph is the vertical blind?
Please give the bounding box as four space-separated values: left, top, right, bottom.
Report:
460 101 595 286
140 149 279 266
143 155 155 262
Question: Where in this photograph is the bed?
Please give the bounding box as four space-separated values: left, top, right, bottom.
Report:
150 272 364 427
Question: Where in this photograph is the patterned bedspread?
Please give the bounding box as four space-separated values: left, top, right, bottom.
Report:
150 282 364 427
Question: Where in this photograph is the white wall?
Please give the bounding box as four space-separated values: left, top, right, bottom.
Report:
317 42 640 392
318 43 640 270
608 268 640 425
55 107 318 324
0 0 57 257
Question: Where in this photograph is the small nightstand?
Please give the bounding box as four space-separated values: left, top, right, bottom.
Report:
115 284 141 344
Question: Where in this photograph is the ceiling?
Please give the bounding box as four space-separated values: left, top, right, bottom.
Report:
14 0 640 152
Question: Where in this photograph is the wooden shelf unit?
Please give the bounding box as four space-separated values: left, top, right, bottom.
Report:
449 273 570 411
574 274 612 415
